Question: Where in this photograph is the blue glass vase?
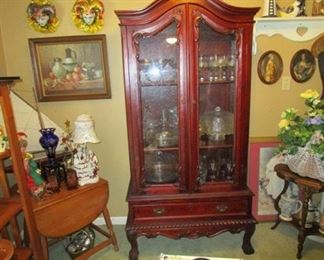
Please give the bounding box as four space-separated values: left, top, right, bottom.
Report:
39 128 59 165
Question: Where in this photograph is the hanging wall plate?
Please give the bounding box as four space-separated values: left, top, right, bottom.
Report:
71 0 104 33
26 0 59 33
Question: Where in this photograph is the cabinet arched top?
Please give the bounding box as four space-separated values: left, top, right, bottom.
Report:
115 0 259 26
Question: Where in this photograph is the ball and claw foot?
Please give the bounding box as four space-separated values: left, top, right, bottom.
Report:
242 242 255 255
242 223 255 255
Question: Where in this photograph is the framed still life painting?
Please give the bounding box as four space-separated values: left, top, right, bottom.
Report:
248 137 280 221
29 34 111 102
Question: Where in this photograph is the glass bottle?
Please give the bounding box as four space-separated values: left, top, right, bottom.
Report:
211 106 225 141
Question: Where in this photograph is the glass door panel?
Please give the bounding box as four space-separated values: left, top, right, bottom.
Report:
137 21 180 185
197 21 236 184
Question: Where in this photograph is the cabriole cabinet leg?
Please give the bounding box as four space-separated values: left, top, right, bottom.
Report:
126 230 138 260
242 223 255 255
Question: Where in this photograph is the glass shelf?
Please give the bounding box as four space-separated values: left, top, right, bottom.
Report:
199 80 234 85
140 82 177 87
200 143 233 149
144 146 178 152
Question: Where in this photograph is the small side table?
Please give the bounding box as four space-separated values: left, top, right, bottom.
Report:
272 164 324 259
31 178 118 259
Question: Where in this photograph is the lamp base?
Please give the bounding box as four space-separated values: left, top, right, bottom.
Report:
78 175 99 186
73 145 99 186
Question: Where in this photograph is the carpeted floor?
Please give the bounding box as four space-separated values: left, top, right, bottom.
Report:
49 222 324 260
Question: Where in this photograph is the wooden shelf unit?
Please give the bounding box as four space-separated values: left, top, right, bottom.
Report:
0 77 118 259
0 77 42 259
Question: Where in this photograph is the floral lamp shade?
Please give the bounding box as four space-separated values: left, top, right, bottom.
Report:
73 114 100 144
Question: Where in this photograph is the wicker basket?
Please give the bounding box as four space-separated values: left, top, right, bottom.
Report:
287 146 324 182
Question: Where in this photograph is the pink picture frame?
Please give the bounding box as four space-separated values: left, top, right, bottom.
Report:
248 137 280 221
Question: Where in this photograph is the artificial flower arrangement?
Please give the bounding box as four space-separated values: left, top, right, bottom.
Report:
277 89 324 180
278 89 324 157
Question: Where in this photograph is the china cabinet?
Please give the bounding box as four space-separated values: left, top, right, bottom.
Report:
116 1 259 259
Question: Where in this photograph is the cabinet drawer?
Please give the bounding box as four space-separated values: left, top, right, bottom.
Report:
133 199 248 221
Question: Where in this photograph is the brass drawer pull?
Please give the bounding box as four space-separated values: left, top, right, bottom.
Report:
153 207 166 216
216 204 228 213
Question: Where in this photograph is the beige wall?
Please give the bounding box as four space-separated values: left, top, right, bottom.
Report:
0 0 322 216
0 25 7 75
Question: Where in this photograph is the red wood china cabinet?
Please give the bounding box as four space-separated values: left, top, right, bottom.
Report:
116 1 259 259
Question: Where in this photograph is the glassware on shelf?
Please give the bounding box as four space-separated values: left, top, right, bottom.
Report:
145 151 178 184
155 109 178 147
144 121 157 147
208 159 218 181
147 59 162 82
200 107 234 142
199 56 204 68
139 58 177 84
198 154 208 184
228 55 235 81
161 61 177 82
210 106 226 141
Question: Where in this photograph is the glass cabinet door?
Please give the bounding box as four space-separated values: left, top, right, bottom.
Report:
136 21 180 186
197 20 236 185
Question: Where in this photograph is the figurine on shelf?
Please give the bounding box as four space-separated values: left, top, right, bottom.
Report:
17 132 46 198
262 0 277 17
277 0 306 18
312 0 324 16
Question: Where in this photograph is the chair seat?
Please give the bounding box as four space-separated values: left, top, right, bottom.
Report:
0 239 14 260
12 247 33 260
0 198 22 229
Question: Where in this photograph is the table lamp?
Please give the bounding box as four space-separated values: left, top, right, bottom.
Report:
73 114 100 186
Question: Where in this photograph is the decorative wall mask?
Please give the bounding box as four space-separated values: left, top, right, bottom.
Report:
26 0 59 33
71 0 104 33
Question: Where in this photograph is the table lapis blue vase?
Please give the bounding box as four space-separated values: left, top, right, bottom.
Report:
39 128 59 165
39 128 65 189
